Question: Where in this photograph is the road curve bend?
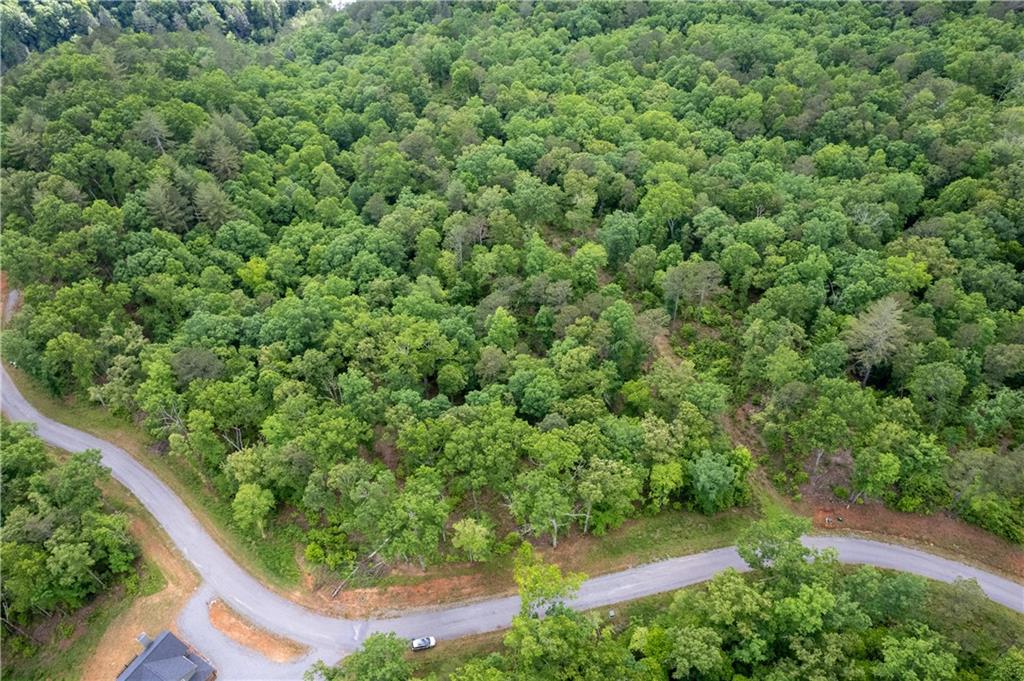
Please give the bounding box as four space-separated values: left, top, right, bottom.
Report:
2 363 1022 680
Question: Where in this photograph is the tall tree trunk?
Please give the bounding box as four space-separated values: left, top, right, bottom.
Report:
1 614 32 639
88 568 107 589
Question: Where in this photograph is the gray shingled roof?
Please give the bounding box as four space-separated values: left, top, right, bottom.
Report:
141 655 198 681
116 631 215 681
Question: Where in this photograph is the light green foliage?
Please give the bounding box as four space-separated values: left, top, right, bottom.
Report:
305 632 410 681
510 469 573 547
2 1 1021 601
736 515 828 589
484 307 519 352
433 514 1010 680
576 457 642 534
668 625 726 679
843 296 908 385
378 466 451 568
232 483 275 538
690 451 738 515
512 543 584 616
874 626 958 681
908 361 967 428
451 517 494 562
990 648 1024 681
0 422 137 624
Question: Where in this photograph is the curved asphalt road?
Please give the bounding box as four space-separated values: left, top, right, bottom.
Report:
2 361 1022 679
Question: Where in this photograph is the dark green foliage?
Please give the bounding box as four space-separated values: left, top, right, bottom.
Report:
0 422 137 624
389 521 1018 680
305 632 410 681
1 0 320 72
2 0 1022 590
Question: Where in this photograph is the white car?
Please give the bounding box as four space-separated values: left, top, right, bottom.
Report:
410 636 436 651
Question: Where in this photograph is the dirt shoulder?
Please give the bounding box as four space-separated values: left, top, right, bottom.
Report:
332 506 753 618
80 491 201 681
723 402 1024 582
208 599 308 663
4 276 1019 623
804 498 1024 581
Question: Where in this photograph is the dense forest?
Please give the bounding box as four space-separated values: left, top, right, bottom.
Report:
1 0 319 71
2 0 1023 589
312 517 1024 681
0 421 137 630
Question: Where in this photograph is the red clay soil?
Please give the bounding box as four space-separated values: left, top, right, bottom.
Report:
82 517 201 681
335 573 501 619
723 401 1024 580
6 269 1019 617
208 599 307 662
1 270 19 321
802 497 1024 579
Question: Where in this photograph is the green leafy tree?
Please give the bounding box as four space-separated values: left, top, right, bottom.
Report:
689 451 737 515
510 469 572 547
598 211 640 267
668 625 727 680
512 543 584 616
640 181 694 244
42 331 100 395
232 483 275 538
305 633 410 681
990 648 1024 681
379 467 451 568
737 515 825 590
0 424 136 622
874 626 958 681
664 259 724 319
451 517 493 562
485 307 519 352
907 361 967 428
577 458 641 534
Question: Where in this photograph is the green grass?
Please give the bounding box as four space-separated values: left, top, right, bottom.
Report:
923 578 1024 668
410 574 1024 680
8 364 762 600
408 590 681 678
137 556 169 596
581 506 753 570
408 629 507 678
5 366 302 589
0 558 166 681
370 506 756 601
6 365 771 602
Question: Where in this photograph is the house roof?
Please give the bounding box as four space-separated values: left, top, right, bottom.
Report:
116 631 215 681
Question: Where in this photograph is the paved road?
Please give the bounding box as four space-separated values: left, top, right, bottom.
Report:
2 362 1022 679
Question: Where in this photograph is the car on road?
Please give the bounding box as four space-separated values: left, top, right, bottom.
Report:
410 636 436 651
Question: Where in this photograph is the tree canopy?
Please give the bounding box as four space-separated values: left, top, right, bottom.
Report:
0 421 137 625
2 0 1022 585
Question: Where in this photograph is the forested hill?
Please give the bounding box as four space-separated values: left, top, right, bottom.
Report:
0 0 323 72
2 0 1022 582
